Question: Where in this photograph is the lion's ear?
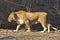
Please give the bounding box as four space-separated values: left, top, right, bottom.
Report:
12 12 15 14
9 12 14 16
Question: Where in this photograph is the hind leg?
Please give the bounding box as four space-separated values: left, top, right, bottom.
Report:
47 24 50 32
41 24 47 32
50 24 57 31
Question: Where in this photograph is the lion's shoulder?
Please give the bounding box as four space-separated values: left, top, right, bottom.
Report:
17 10 25 14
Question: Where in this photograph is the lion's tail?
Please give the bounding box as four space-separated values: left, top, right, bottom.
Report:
47 13 58 31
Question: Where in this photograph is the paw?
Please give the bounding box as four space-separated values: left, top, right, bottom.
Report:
40 31 45 33
26 30 31 32
48 31 50 33
13 30 18 32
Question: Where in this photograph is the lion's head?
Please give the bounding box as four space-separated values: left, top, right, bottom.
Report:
8 12 15 22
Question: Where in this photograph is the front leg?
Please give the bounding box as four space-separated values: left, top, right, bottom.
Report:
25 21 31 32
14 25 20 32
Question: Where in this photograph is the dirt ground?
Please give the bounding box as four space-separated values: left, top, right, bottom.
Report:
0 29 60 40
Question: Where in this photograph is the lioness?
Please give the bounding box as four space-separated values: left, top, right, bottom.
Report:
8 10 57 32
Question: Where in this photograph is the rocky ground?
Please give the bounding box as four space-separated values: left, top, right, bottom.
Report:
0 29 60 40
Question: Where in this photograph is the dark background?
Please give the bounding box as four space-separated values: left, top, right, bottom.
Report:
0 0 60 30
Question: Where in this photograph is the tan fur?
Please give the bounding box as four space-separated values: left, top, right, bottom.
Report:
8 10 57 32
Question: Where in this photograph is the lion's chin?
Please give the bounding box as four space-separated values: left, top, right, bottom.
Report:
8 20 11 23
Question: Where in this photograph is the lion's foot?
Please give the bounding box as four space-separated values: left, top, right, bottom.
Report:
40 31 45 32
48 30 50 33
13 30 18 32
26 30 31 32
